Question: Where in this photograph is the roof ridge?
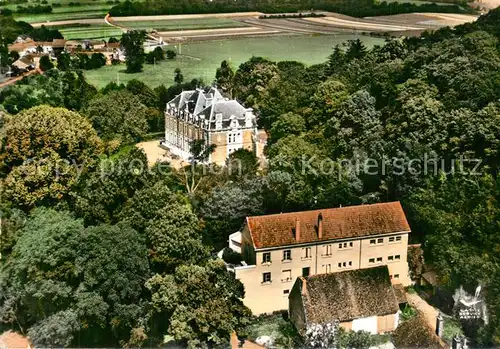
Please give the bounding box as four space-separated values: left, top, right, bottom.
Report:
247 201 402 220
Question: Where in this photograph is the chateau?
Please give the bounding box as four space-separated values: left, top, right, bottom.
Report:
163 87 258 165
227 202 411 315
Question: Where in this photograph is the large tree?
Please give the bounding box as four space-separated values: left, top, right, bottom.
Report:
145 259 251 348
121 30 146 73
84 90 149 142
0 106 102 209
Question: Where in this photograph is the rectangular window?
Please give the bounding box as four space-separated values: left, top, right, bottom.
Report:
348 261 352 266
262 252 271 264
377 257 383 263
389 237 395 242
377 238 384 244
388 255 394 261
349 242 353 248
338 243 342 249
323 264 332 273
394 274 400 279
283 289 290 295
338 262 342 268
370 239 376 245
395 255 401 260
262 272 271 283
302 267 310 277
369 258 375 264
302 247 312 259
283 249 291 261
282 269 292 282
396 236 402 241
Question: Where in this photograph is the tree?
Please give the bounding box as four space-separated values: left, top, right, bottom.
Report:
232 56 278 109
269 112 306 143
174 68 183 84
166 49 176 59
145 51 156 64
121 30 146 73
145 259 251 348
88 53 106 69
215 60 234 97
145 202 208 270
84 90 149 142
56 51 72 70
153 46 165 60
108 37 119 43
72 147 154 225
0 208 150 347
0 106 102 209
126 79 158 107
39 55 53 71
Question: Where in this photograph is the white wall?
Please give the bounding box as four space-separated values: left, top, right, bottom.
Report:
352 316 378 334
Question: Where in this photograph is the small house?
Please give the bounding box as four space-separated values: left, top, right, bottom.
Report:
289 266 400 335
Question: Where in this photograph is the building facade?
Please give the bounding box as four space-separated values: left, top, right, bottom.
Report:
227 202 411 315
163 87 258 165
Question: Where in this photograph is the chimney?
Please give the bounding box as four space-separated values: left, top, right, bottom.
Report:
436 314 444 338
317 213 323 239
301 277 308 296
295 218 301 242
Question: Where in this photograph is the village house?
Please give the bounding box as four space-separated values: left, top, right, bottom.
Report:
163 87 258 165
289 266 400 335
226 201 411 314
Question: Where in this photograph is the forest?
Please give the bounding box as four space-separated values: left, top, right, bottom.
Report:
109 0 473 18
0 7 499 348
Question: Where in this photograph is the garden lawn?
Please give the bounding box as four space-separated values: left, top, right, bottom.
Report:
85 33 384 88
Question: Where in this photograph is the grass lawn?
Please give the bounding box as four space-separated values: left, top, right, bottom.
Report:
14 10 108 23
85 33 384 88
57 24 123 40
113 18 248 31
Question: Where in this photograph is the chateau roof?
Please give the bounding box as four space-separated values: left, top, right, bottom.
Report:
167 87 254 130
297 266 399 323
246 202 410 249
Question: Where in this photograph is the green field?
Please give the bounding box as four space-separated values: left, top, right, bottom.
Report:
114 18 248 31
57 24 123 40
85 34 385 88
0 0 114 23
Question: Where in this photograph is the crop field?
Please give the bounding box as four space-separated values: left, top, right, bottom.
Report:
56 23 123 40
1 0 115 23
112 18 248 31
85 33 384 88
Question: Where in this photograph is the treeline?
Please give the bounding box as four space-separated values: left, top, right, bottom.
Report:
15 4 52 14
109 0 473 18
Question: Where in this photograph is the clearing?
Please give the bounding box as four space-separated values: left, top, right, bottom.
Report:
84 33 384 88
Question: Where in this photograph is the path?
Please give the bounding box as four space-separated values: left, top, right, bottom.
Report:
406 292 439 333
0 69 41 89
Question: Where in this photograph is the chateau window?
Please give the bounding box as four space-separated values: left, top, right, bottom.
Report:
370 239 376 245
302 267 310 277
389 237 395 242
394 274 400 279
396 236 402 241
283 289 290 295
283 249 291 261
262 272 271 283
377 238 384 244
323 264 332 273
395 255 401 260
376 257 383 263
281 269 292 282
302 247 312 259
262 252 271 264
369 258 375 264
388 255 394 261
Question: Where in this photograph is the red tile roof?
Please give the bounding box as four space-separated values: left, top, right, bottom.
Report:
247 202 410 249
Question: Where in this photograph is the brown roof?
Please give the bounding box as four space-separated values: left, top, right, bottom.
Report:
247 202 410 249
0 331 31 349
298 266 399 323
